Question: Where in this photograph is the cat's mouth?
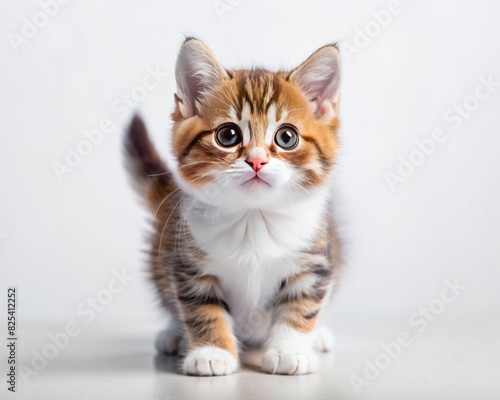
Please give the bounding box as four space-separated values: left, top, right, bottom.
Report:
241 175 271 187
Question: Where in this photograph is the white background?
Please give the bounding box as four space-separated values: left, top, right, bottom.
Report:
1 0 499 327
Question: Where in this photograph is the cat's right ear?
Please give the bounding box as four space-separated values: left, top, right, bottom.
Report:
175 38 230 118
289 44 342 121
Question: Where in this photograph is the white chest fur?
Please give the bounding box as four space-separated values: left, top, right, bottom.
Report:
183 190 329 342
185 189 328 262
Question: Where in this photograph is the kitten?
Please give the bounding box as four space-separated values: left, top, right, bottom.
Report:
125 38 342 376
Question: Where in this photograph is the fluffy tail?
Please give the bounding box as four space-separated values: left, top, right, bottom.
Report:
124 115 170 203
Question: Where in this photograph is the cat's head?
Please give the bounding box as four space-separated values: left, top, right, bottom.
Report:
168 38 341 211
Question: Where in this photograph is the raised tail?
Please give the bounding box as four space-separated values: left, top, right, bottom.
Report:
124 115 171 207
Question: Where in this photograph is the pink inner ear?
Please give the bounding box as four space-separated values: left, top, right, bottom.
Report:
317 102 332 119
290 46 341 120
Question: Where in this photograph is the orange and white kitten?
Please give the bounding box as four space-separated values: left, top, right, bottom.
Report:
125 38 342 376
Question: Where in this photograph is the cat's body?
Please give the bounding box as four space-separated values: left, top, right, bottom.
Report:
125 38 342 376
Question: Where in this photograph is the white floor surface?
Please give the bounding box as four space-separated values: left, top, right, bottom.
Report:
8 315 500 400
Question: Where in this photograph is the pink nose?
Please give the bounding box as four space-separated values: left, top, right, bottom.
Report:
245 156 268 172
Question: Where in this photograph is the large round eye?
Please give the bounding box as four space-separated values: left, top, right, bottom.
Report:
274 125 299 150
215 123 242 148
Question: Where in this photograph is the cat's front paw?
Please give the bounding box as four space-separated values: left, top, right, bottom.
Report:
262 349 318 375
182 346 238 376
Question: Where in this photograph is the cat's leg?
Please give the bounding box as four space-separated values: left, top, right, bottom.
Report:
179 299 239 376
313 326 334 353
155 318 183 355
262 298 323 375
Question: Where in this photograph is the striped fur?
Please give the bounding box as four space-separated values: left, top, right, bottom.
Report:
125 38 342 376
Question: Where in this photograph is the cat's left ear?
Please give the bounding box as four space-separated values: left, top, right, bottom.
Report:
289 44 342 120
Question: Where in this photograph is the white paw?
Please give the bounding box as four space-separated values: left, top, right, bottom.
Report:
313 326 334 353
262 349 318 375
182 346 238 376
155 328 181 355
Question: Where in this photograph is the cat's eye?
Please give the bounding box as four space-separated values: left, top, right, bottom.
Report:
215 123 242 148
274 125 299 150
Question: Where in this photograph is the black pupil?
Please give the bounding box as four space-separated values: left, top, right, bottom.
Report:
218 127 238 146
277 128 298 149
280 130 293 145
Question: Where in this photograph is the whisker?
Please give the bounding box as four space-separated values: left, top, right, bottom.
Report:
290 179 312 196
153 188 181 219
154 170 226 218
180 160 230 168
148 160 230 177
148 170 173 177
158 197 183 257
181 197 197 240
155 166 241 226
188 169 228 183
208 154 232 165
